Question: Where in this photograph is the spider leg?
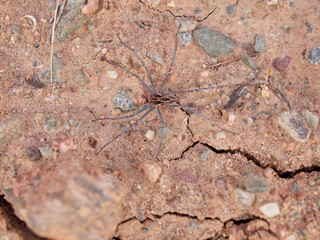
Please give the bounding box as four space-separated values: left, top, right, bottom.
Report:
159 26 180 91
92 104 150 122
172 83 247 94
101 57 153 94
116 34 156 92
96 107 154 156
166 104 235 134
156 108 164 159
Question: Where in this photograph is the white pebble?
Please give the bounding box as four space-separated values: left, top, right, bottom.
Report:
215 131 226 140
259 202 280 217
102 48 107 54
107 71 118 79
228 113 236 126
145 130 155 140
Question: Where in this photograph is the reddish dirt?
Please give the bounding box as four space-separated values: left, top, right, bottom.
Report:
0 0 319 239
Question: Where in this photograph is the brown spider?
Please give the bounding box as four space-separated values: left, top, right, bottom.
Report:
94 28 244 157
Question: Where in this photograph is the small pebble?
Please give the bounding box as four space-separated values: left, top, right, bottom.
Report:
215 177 226 190
200 149 210 161
25 147 42 161
226 4 236 15
140 161 162 183
87 137 97 149
306 46 320 65
107 71 118 79
259 202 280 217
145 130 155 140
192 27 238 58
244 172 269 193
101 48 107 54
215 131 226 140
300 110 318 129
58 137 76 153
278 110 310 142
178 169 199 184
112 90 136 112
179 33 192 46
272 56 290 71
44 118 61 133
38 146 56 159
157 127 173 139
72 69 88 86
178 19 196 32
34 43 39 48
147 52 163 64
235 188 255 208
254 34 266 53
228 113 236 126
240 54 259 70
94 46 101 53
267 0 279 5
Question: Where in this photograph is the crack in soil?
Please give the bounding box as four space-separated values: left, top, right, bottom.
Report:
0 195 48 240
139 0 218 22
221 215 278 239
172 109 320 178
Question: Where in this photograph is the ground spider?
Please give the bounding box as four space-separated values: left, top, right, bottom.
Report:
94 27 244 158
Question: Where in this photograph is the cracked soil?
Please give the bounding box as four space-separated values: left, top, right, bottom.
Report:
0 0 319 239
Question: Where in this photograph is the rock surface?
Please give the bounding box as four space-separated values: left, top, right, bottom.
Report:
54 0 90 44
192 27 238 57
4 155 125 240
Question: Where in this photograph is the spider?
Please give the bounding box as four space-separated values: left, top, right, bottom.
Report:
93 27 245 158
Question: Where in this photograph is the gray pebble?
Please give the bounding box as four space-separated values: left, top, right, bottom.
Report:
192 27 238 58
179 33 192 46
112 90 136 112
234 188 255 208
254 34 266 53
278 110 310 142
38 146 56 159
244 172 269 193
226 4 236 15
178 19 196 32
301 110 318 129
200 149 210 161
54 0 90 44
306 46 320 65
72 69 88 86
38 54 63 84
44 118 61 133
240 54 259 70
25 147 42 161
147 52 163 64
157 127 173 139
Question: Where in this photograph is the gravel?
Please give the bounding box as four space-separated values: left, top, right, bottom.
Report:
306 46 320 65
259 202 280 217
24 147 42 161
38 54 63 84
234 188 255 208
278 110 310 142
244 172 269 193
112 90 136 112
147 52 163 64
54 0 90 44
44 118 61 133
272 56 291 71
192 27 238 58
72 69 88 86
254 34 266 53
179 33 192 46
